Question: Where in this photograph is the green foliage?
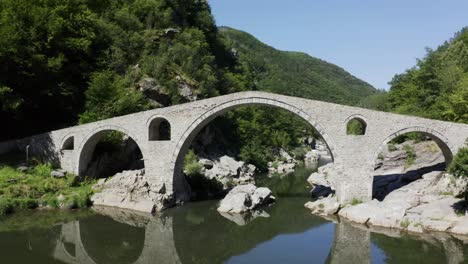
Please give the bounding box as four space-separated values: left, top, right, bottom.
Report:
0 163 95 216
227 106 316 171
346 119 366 135
350 198 362 206
448 147 468 178
79 71 150 123
184 149 203 176
0 0 253 140
403 144 417 167
391 132 427 144
388 143 397 152
220 27 377 105
387 28 468 124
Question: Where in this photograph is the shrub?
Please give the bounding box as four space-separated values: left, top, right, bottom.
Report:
184 149 203 176
350 198 362 205
387 143 397 152
449 147 468 178
292 147 308 160
346 119 366 135
377 153 385 160
403 144 416 167
0 198 14 216
449 147 468 202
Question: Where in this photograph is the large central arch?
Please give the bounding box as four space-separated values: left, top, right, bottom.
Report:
169 96 338 199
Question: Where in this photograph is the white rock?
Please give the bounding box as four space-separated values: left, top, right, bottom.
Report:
51 170 66 178
450 216 468 235
217 184 275 214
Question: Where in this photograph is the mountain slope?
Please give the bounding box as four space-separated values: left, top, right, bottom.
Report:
220 26 377 105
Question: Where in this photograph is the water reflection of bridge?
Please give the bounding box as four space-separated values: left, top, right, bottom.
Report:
52 205 466 264
53 207 181 264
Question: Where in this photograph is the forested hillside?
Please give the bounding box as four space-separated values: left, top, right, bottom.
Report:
0 0 378 141
0 0 253 140
219 27 377 105
383 28 468 124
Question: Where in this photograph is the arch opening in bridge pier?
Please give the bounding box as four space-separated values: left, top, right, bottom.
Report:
79 215 146 264
345 116 367 135
76 127 145 178
61 136 75 150
170 97 336 201
148 117 171 141
371 127 453 201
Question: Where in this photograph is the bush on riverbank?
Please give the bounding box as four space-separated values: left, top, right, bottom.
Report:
449 147 468 201
0 163 95 216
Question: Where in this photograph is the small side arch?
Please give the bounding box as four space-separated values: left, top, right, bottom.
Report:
371 126 454 168
61 135 75 150
345 115 367 136
75 125 144 176
148 116 171 141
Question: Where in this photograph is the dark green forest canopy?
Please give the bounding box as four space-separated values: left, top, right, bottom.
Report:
0 0 379 141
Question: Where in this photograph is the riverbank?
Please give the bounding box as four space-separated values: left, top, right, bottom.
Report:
0 161 95 216
305 139 468 236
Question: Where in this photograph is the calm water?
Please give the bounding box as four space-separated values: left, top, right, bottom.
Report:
0 166 467 263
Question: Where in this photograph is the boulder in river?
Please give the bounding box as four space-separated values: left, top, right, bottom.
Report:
217 184 275 214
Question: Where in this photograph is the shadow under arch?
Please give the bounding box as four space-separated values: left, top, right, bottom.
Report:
75 125 145 176
170 97 337 200
371 126 454 168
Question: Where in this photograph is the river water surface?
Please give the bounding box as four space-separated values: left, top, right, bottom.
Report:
0 166 467 263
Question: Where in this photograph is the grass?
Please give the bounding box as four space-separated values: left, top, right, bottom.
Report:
0 162 95 216
350 198 362 206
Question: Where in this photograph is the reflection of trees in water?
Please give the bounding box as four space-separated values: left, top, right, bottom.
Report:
256 165 315 197
3 205 465 264
171 198 329 264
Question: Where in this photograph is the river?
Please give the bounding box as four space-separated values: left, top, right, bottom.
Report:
0 165 467 263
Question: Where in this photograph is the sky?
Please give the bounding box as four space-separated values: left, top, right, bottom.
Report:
208 0 468 90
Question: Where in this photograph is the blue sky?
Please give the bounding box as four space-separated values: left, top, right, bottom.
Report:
208 0 468 90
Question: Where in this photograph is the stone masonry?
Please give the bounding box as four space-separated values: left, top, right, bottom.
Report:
1 91 467 205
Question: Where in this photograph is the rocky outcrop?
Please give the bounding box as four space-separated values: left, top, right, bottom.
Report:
91 169 173 213
307 163 337 198
267 148 297 174
307 170 468 235
137 77 171 107
305 139 468 236
374 140 444 175
217 184 275 214
199 155 256 189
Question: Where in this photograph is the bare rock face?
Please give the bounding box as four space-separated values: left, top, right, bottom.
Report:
337 171 468 235
176 75 197 101
304 195 341 216
307 163 337 198
201 155 256 189
137 77 171 106
91 169 173 213
217 184 275 214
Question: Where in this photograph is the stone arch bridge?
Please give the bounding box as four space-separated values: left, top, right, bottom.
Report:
1 91 467 205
